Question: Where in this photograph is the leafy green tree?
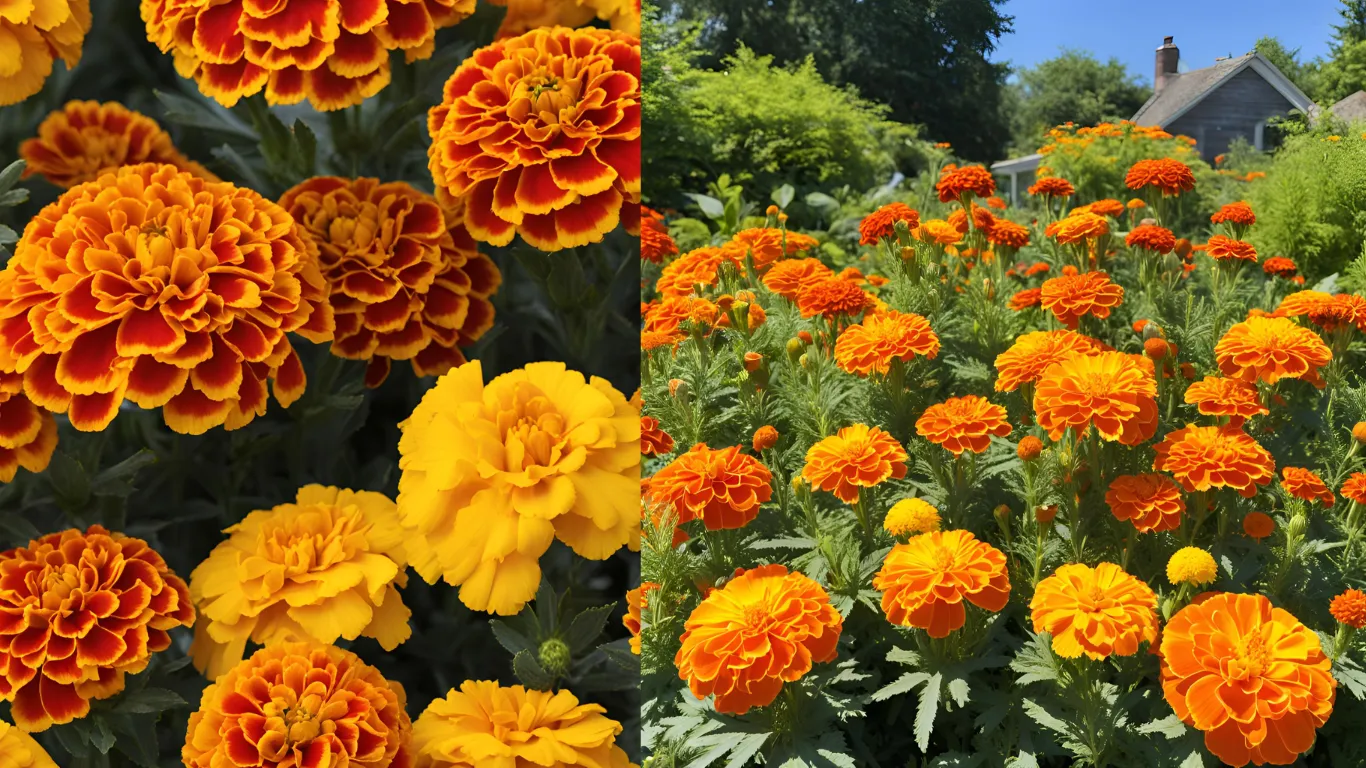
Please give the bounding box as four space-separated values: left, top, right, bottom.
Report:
1254 37 1320 98
1006 49 1151 153
1333 0 1366 52
1317 38 1366 103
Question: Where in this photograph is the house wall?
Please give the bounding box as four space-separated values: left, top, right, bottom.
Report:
1166 68 1296 162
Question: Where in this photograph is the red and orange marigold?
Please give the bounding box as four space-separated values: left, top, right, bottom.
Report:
1153 423 1276 498
1183 376 1268 426
802 424 908 503
987 218 1030 250
1125 158 1196 195
1008 287 1042 311
1045 212 1109 245
916 395 1012 456
1243 511 1276 540
1028 177 1075 198
1205 235 1258 263
1281 466 1334 507
1106 473 1185 533
649 444 773 529
1125 224 1176 254
1331 589 1366 629
762 257 834 300
994 330 1097 392
1343 472 1366 505
427 26 640 251
675 564 842 715
0 164 334 435
0 526 195 731
725 228 818 271
834 310 940 376
795 277 875 320
1039 272 1124 329
1031 562 1158 660
0 373 57 483
936 165 995 203
1215 316 1332 387
859 203 920 245
1033 351 1158 446
1211 201 1256 227
641 415 673 456
641 224 678 263
1262 256 1297 278
489 0 641 38
1276 290 1366 333
625 582 659 653
874 530 1010 637
656 247 742 298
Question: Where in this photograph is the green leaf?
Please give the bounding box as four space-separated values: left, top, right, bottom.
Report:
914 672 941 752
154 90 259 141
48 451 92 509
0 188 29 207
489 619 535 656
0 512 39 547
772 184 795 209
90 450 157 498
74 716 117 754
805 192 839 212
0 159 26 193
685 193 725 219
113 687 187 714
946 676 970 707
107 712 160 768
564 603 615 653
0 224 17 246
292 119 318 176
512 649 555 690
1137 714 1188 739
871 671 927 702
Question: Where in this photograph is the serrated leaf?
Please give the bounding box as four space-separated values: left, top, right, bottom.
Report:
725 732 769 767
564 603 615 653
1179 751 1207 768
1021 698 1071 737
872 671 927 702
113 686 187 714
914 672 941 752
91 450 157 497
107 712 159 768
946 676 970 707
512 649 555 690
489 619 535 656
75 716 117 754
0 224 17 245
1137 713 1188 739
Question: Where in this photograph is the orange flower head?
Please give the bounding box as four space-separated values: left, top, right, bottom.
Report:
1183 376 1268 427
1153 424 1276 498
947 204 996 234
1276 290 1366 333
0 0 90 107
1127 197 1146 209
1125 224 1176 254
1124 158 1196 195
184 643 411 768
874 530 1010 637
795 277 875 320
1212 201 1256 227
0 526 194 731
1034 351 1158 446
915 219 962 246
1243 511 1275 540
1017 435 1044 461
1030 562 1158 660
1106 473 1185 533
987 218 1030 250
1331 589 1366 629
656 247 742 297
762 258 834 300
0 164 333 435
625 582 659 653
833 310 940 376
142 0 473 111
916 395 1012 456
1262 256 1297 278
641 225 679 263
21 101 217 189
1039 271 1124 329
859 203 920 245
281 177 500 388
650 444 773 529
1144 338 1169 360
427 27 640 251
1205 235 1259 263
1356 422 1366 445
1081 198 1126 218
675 564 842 715
725 228 818 271
1160 593 1334 767
752 425 779 452
1343 472 1366 505
936 165 995 202
644 296 718 335
1028 177 1075 198
1280 466 1334 507
641 416 674 456
802 424 908 503
1008 287 1042 311
488 0 641 38
883 498 941 536
993 330 1097 392
1045 212 1109 245
0 373 57 483
1215 316 1332 387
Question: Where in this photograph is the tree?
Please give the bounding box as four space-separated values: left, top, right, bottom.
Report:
662 0 1014 161
1006 49 1151 153
1317 39 1366 104
1254 37 1320 98
1332 0 1366 53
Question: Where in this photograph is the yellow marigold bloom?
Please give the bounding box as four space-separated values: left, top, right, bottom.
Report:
397 360 639 615
184 643 412 768
0 721 57 768
0 0 90 107
188 485 412 680
884 498 941 536
1030 562 1158 660
915 219 961 245
489 0 641 38
1167 547 1217 586
413 681 635 767
21 101 217 189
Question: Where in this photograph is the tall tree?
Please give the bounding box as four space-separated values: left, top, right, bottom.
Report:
1254 37 1320 97
664 0 1014 161
1333 0 1366 53
1007 50 1151 153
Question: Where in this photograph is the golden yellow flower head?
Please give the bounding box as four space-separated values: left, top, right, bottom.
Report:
1167 546 1218 586
884 498 942 536
398 360 640 615
0 721 58 768
188 485 410 680
0 1 91 107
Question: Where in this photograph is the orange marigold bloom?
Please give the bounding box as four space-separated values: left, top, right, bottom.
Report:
1205 235 1259 262
1212 200 1256 227
987 218 1030 250
1125 224 1176 254
752 425 779 452
1183 376 1268 427
656 247 741 298
184 643 411 768
1343 472 1366 505
936 164 995 202
915 219 962 246
1028 177 1075 197
1039 271 1125 329
641 416 674 456
641 224 679 263
1106 473 1185 533
761 257 833 300
1160 593 1334 767
1215 316 1332 387
1125 158 1196 195
725 228 818 270
280 177 499 388
803 423 908 502
993 330 1097 392
1017 435 1044 461
1008 287 1042 311
1262 256 1297 278
947 204 996 234
1280 466 1334 507
0 526 195 731
0 164 333 435
874 530 1010 637
142 0 472 111
649 444 773 529
859 203 921 245
1153 424 1276 498
916 395 1011 456
427 27 640 251
1045 212 1110 245
625 582 659 653
1243 511 1275 540
676 564 841 715
1331 589 1366 629
1031 562 1158 660
795 277 875 320
1026 263 1050 278
489 0 641 38
1127 197 1146 209
1286 292 1366 333
1033 351 1158 446
640 329 679 352
833 310 940 376
0 0 90 108
20 101 217 189
644 296 718 335
1081 198 1126 218
0 373 57 483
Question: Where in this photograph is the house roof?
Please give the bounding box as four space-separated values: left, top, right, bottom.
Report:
1131 53 1315 128
990 153 1042 175
1331 90 1366 122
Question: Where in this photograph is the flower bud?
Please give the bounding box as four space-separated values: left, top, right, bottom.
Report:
743 352 762 372
982 277 995 301
766 205 780 215
1179 362 1196 380
1144 337 1169 361
732 300 749 318
1353 421 1366 445
894 219 913 241
786 338 804 362
799 353 811 370
753 425 779 452
798 330 814 345
791 474 805 494
538 637 571 677
1163 252 1182 274
900 246 915 260
1142 322 1165 341
1035 505 1057 524
747 302 767 331
668 379 687 400
778 213 789 223
1017 436 1043 461
1288 512 1308 541
993 504 1011 525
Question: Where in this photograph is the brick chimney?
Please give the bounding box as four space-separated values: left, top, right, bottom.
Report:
1155 36 1179 92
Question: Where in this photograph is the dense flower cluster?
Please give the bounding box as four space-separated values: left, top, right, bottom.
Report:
916 395 1011 455
1125 157 1196 195
859 202 920 245
1215 316 1332 387
1033 351 1158 446
1154 424 1276 497
833 310 940 376
0 373 57 483
1106 473 1185 533
1039 272 1124 328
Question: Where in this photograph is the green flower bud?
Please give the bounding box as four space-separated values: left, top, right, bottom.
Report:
538 637 571 677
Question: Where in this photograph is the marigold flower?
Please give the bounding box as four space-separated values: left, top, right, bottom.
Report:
883 498 942 536
795 277 875 320
281 177 499 388
1036 505 1058 523
1183 376 1268 427
1106 474 1185 533
0 372 56 483
0 525 194 731
427 26 640 251
859 203 920 245
915 219 962 246
1125 158 1196 195
752 425 779 452
1356 422 1366 444
644 296 718 335
397 360 638 615
936 165 995 202
185 643 410 768
1243 511 1275 540
489 0 641 38
1215 316 1332 387
994 330 1097 392
987 218 1030 250
650 444 772 529
761 257 833 299
1033 351 1158 446
625 582 659 653
655 247 739 297
1332 589 1366 629
1008 287 1042 311
1153 424 1276 498
1076 199 1126 218
1278 291 1366 333
1262 256 1297 278
1125 224 1176 254
676 564 841 715
1127 197 1146 209
1045 212 1110 245
1160 593 1335 767
1030 562 1158 660
1144 338 1169 361
1205 235 1258 262
724 227 818 271
641 224 679 263
1343 472 1366 505
1028 177 1075 198
916 395 1011 456
20 101 217 189
801 423 907 503
1280 466 1334 507
1211 201 1256 227
0 164 333 435
1039 272 1124 329
0 722 57 768
642 416 674 456
0 0 90 107
947 204 996 234
833 310 940 376
1167 547 1217 586
1017 435 1044 461
874 530 1010 636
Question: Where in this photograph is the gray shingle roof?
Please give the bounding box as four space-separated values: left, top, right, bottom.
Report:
1132 53 1255 127
1331 91 1366 122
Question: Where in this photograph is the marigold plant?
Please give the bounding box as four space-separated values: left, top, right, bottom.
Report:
915 395 1011 456
833 310 940 376
1039 271 1124 328
1106 473 1185 533
874 529 1010 637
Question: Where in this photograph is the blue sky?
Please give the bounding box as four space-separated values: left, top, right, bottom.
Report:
992 0 1343 82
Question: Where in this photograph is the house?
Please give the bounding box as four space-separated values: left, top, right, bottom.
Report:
992 36 1315 204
